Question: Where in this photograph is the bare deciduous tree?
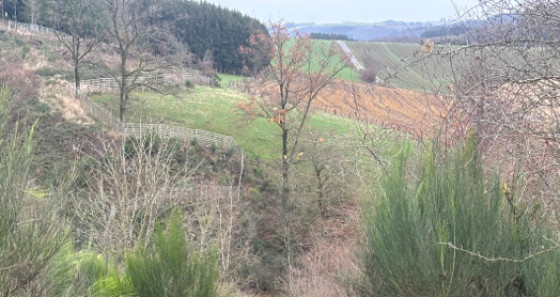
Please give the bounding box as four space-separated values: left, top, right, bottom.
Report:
71 136 200 253
53 0 103 98
247 23 348 204
423 0 560 218
102 0 187 122
68 135 239 272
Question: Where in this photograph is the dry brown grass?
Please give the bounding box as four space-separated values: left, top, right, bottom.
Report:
283 202 362 297
41 79 94 124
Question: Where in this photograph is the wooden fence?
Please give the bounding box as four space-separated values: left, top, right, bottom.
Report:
122 123 240 150
77 93 122 128
0 19 57 38
74 89 244 157
80 73 212 94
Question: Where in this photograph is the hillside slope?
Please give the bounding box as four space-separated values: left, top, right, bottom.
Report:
345 41 453 92
0 19 441 297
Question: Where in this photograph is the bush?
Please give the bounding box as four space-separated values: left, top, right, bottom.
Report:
211 74 221 87
0 87 69 296
185 79 194 89
94 211 219 297
47 243 113 297
42 44 59 62
0 63 39 106
360 66 377 84
359 136 560 297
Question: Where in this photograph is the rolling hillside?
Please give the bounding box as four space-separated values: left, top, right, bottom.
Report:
344 41 454 92
0 17 446 297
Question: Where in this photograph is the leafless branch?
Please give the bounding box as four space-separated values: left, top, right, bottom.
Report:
440 241 560 263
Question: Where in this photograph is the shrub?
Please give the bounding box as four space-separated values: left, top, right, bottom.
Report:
0 62 39 106
94 211 219 297
210 142 218 154
185 79 194 89
47 243 113 297
0 87 69 296
42 44 59 62
360 66 377 84
359 135 560 297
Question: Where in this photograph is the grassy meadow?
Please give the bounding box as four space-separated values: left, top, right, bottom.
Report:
92 86 358 159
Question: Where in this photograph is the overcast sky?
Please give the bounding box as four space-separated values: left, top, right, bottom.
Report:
204 0 480 23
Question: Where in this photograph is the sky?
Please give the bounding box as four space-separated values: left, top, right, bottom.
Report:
204 0 480 24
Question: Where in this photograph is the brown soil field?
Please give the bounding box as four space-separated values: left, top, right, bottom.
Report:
313 81 452 138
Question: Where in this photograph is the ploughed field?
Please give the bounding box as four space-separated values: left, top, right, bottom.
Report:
313 81 451 137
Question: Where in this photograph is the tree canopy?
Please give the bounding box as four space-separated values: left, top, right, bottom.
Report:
158 0 272 75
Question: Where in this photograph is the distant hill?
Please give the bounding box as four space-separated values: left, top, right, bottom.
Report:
287 20 448 42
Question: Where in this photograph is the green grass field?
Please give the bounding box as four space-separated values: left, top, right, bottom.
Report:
280 39 361 82
92 87 358 159
89 40 441 160
214 40 362 85
310 40 361 82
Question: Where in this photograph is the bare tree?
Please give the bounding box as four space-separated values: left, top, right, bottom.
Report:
247 23 348 204
53 0 103 98
102 0 186 122
66 135 240 274
70 136 201 253
422 0 560 218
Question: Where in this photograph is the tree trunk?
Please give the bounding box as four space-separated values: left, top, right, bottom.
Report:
119 52 127 122
120 69 127 123
281 127 289 208
119 87 126 123
315 167 326 218
74 62 80 98
73 37 81 98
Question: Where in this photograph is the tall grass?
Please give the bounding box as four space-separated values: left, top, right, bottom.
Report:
361 136 560 297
